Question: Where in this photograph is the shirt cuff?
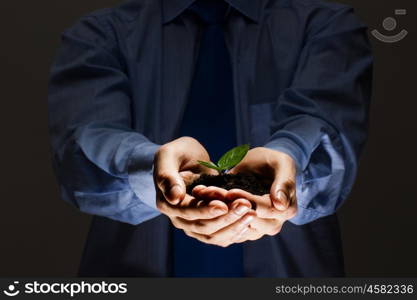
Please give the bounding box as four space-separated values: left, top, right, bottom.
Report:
127 141 161 211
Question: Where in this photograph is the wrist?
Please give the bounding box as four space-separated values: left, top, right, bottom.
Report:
263 137 306 172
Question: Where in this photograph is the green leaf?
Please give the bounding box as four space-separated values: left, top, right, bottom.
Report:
197 160 222 172
217 144 250 171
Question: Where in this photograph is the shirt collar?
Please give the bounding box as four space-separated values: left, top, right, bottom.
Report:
162 0 263 24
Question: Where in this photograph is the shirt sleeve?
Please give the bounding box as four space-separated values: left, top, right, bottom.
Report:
48 15 161 225
264 7 373 225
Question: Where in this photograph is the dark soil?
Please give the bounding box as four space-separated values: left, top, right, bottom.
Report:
186 173 270 196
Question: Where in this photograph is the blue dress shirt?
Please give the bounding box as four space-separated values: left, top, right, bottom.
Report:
48 0 373 277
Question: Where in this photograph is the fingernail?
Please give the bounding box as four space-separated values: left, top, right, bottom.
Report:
273 202 285 211
242 215 254 226
212 207 227 216
234 205 249 216
276 190 288 203
170 185 183 197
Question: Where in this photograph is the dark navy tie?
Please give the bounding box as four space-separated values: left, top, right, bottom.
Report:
172 0 243 277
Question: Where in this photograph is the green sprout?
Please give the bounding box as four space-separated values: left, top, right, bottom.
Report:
198 144 250 175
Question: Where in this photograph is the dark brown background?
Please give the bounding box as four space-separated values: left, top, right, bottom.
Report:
0 0 416 276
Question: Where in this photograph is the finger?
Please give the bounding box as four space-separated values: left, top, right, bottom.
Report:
190 185 207 196
192 185 228 202
179 170 201 186
200 211 257 247
226 188 262 202
225 188 297 222
249 217 283 236
227 157 252 175
173 199 252 235
228 197 252 210
233 226 251 243
270 164 296 211
154 155 186 205
234 217 283 243
225 188 279 219
234 227 260 243
226 188 265 211
158 196 228 221
201 167 220 176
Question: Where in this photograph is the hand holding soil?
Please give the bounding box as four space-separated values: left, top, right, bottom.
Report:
154 137 256 247
189 145 297 211
189 144 269 196
188 184 297 246
154 138 298 247
183 145 298 245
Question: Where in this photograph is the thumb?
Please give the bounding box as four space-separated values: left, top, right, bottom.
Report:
156 169 186 205
270 166 296 211
154 153 186 205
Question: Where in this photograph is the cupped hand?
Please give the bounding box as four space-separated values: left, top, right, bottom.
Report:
229 147 298 212
154 137 255 246
188 186 297 245
226 188 297 242
187 147 299 244
226 147 298 241
154 136 216 206
181 185 256 247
